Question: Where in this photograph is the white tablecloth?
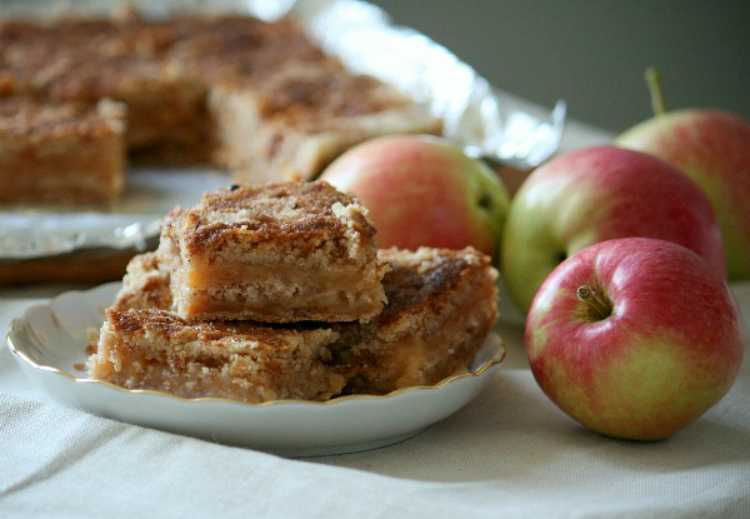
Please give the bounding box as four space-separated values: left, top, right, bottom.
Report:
2 123 749 518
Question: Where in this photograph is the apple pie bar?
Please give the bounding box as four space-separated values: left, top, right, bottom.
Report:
93 308 347 403
1 13 440 203
0 96 125 204
0 17 210 163
208 64 441 184
159 181 388 323
93 253 347 403
89 246 497 401
333 247 498 393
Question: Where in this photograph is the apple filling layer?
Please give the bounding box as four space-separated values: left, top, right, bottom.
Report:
185 262 372 292
176 262 385 322
179 288 385 324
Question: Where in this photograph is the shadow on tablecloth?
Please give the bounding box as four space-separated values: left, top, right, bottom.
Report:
314 365 750 484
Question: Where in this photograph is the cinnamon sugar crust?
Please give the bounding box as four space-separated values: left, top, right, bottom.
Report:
0 96 124 138
163 16 330 83
254 69 411 126
379 247 493 321
180 181 376 255
40 54 207 150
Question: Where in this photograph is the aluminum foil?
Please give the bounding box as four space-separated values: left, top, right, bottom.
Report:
0 0 565 260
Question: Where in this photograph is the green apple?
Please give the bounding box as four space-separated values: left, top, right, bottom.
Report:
502 146 725 313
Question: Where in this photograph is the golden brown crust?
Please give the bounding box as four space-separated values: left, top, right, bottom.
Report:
115 246 495 326
181 181 376 255
163 16 329 81
107 307 328 347
0 96 123 138
377 247 493 323
253 67 409 126
1 18 122 96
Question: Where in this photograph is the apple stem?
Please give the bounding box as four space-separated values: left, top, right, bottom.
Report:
645 67 667 116
576 284 612 321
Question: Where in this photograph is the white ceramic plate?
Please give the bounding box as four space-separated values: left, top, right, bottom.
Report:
6 283 505 456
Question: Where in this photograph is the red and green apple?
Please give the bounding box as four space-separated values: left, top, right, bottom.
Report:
502 145 725 313
617 71 750 280
525 237 743 440
321 135 509 258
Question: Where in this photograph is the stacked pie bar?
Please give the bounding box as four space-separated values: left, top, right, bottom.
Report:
158 182 388 323
89 181 498 403
0 13 440 203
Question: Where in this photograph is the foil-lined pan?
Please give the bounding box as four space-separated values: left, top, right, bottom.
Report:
0 0 565 260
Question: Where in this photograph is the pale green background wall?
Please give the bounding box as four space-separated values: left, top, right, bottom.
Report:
370 0 750 132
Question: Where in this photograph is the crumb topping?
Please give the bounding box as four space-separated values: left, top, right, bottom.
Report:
115 252 173 311
0 96 124 136
176 181 376 255
107 307 337 350
1 13 410 128
377 247 493 320
255 69 408 124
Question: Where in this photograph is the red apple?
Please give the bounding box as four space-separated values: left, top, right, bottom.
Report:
320 135 509 258
502 146 725 313
526 237 743 440
619 110 750 281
